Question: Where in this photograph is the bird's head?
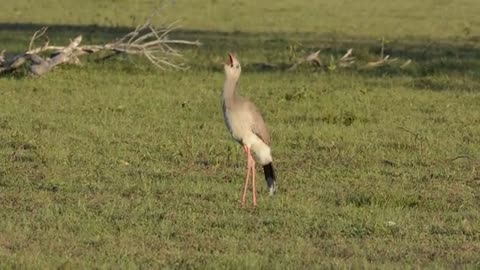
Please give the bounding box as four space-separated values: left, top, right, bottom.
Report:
224 53 241 80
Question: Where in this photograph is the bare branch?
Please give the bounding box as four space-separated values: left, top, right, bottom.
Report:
288 50 321 71
98 20 200 69
448 155 473 162
288 48 354 71
1 15 201 76
28 26 48 51
338 48 355 67
400 59 412 69
340 48 353 61
0 50 5 65
363 55 398 69
29 35 84 76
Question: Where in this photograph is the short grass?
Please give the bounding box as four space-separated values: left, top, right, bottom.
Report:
1 0 480 268
2 0 480 38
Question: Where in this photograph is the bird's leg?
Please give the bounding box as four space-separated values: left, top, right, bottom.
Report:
250 153 257 207
241 145 251 207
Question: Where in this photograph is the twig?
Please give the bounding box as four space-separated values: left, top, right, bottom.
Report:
400 59 412 69
448 155 473 162
0 50 5 65
381 159 397 166
364 55 398 68
288 50 321 71
340 48 353 61
398 126 420 138
337 48 355 67
28 26 48 51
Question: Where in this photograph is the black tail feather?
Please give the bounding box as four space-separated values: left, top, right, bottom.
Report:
263 163 276 195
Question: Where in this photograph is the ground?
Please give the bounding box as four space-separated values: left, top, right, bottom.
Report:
1 0 480 268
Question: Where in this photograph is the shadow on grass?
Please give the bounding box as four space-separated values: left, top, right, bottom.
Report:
1 22 480 90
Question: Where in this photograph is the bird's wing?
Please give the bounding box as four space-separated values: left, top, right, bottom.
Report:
248 102 271 145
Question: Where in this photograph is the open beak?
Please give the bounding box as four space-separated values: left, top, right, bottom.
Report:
228 53 234 67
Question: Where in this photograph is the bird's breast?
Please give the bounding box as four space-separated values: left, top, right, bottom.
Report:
223 106 253 144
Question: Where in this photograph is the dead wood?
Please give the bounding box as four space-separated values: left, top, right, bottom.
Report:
1 17 201 76
288 48 355 71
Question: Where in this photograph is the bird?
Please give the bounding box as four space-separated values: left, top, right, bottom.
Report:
221 53 276 207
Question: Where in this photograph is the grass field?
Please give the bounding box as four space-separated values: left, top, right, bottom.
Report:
1 0 480 268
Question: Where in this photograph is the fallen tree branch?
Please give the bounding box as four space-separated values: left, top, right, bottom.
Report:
29 35 83 75
400 59 412 69
288 48 355 71
1 17 201 76
28 26 49 51
0 50 5 65
363 55 412 69
363 55 397 68
288 50 321 71
337 48 355 67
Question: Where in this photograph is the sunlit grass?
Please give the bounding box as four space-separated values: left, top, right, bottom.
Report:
0 0 480 268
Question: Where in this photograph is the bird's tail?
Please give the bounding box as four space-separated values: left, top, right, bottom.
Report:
263 163 276 195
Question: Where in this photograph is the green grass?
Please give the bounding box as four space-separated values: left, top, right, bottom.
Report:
2 0 480 38
1 0 480 268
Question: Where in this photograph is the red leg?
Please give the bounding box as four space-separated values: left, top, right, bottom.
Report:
241 146 251 206
251 154 257 207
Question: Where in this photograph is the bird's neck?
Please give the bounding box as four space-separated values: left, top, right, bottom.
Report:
222 78 238 107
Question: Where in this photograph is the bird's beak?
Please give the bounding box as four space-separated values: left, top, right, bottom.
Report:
228 53 234 67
